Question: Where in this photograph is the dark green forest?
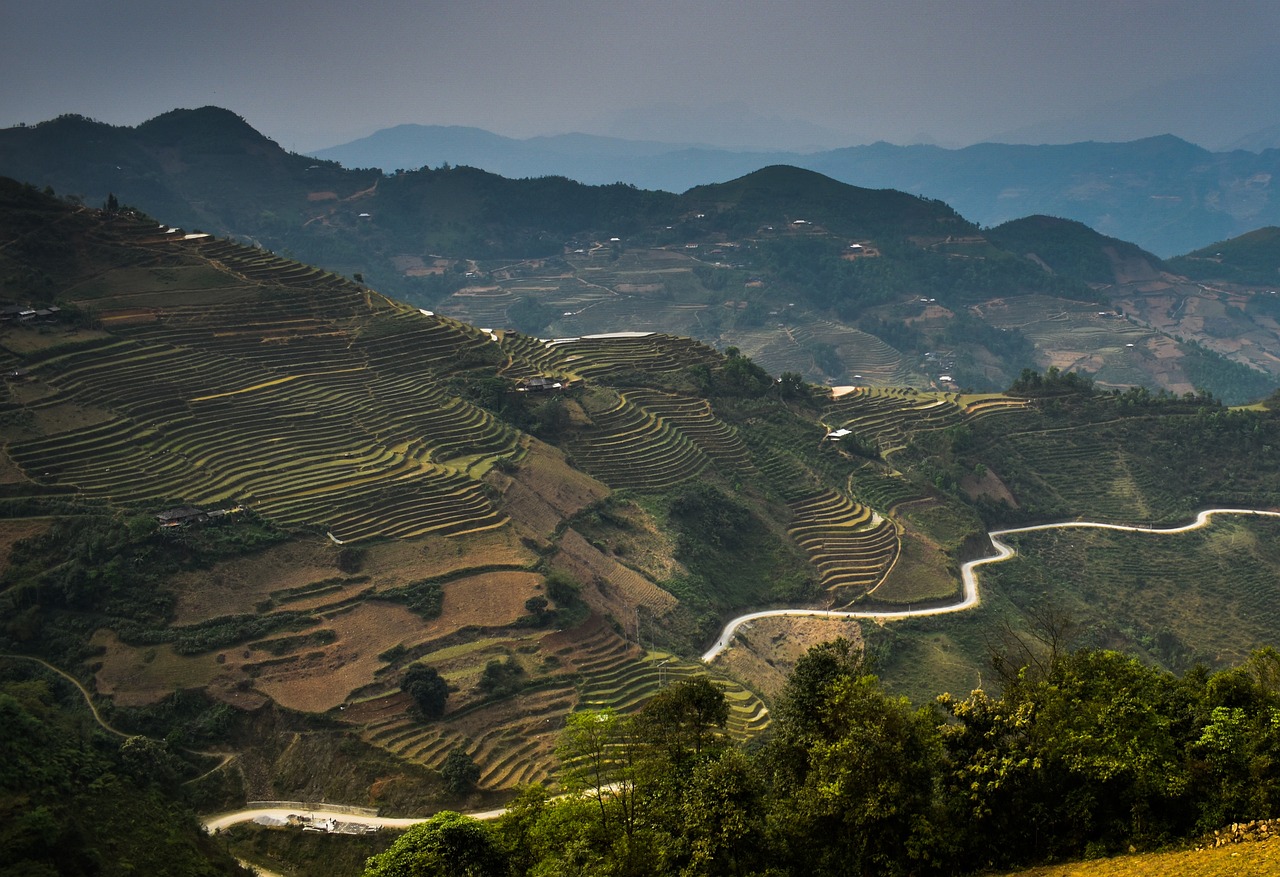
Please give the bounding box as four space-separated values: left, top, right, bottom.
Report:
358 644 1280 877
0 662 245 877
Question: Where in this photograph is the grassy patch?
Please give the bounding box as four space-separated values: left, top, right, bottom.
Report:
999 836 1280 877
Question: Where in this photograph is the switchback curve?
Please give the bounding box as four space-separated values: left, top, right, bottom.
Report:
700 508 1280 662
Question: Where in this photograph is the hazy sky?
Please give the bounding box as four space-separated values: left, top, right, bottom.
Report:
3 0 1278 151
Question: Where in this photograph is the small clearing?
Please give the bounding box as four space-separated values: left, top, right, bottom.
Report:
717 616 863 700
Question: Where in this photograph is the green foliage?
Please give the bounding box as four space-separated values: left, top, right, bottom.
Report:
684 348 774 399
472 642 1280 875
544 570 581 608
401 664 449 719
664 481 813 622
1009 365 1096 397
362 811 507 877
440 746 481 797
110 688 235 748
477 656 526 698
636 676 729 766
385 579 444 619
0 669 244 877
0 508 288 666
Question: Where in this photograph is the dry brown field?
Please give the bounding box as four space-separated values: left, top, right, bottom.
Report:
1001 836 1280 877
718 616 863 700
253 602 426 712
90 629 218 707
556 528 678 616
488 440 609 541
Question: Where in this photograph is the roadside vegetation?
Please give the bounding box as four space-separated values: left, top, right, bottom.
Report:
348 643 1280 877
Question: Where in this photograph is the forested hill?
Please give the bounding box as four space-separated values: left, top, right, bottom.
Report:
1167 226 1280 285
681 164 975 239
986 214 1166 285
3 108 1280 399
0 108 1067 288
0 659 248 877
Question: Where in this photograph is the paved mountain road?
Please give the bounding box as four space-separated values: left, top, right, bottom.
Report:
700 507 1280 662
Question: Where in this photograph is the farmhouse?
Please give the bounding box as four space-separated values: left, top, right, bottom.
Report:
517 376 564 393
156 506 208 527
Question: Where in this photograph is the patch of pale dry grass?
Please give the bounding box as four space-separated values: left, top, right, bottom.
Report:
1002 837 1280 877
89 629 218 707
717 616 863 701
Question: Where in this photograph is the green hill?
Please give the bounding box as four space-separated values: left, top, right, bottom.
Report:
987 214 1166 285
6 109 1280 404
1167 226 1280 285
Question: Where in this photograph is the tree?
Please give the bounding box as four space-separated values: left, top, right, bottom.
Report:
557 709 630 835
638 676 728 767
441 746 480 796
776 371 810 401
402 664 448 718
362 811 506 877
941 648 1193 865
781 673 944 877
679 749 770 877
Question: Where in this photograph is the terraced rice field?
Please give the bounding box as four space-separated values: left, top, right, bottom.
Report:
566 392 712 492
823 387 970 455
8 238 523 541
787 489 899 597
541 333 720 380
577 650 770 740
791 321 916 384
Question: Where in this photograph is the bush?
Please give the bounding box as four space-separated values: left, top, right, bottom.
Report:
402 664 449 719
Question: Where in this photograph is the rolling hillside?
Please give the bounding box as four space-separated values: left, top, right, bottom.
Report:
6 173 1280 827
3 109 1279 404
0 180 999 807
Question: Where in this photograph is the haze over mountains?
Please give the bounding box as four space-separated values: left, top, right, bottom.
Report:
313 125 1280 258
5 106 1280 406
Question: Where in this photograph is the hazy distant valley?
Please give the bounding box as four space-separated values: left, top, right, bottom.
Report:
4 108 1280 406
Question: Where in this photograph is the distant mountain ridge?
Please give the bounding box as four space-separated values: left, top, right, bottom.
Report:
313 125 1280 258
3 107 1279 405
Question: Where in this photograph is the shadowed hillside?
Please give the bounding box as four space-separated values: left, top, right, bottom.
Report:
4 110 1279 403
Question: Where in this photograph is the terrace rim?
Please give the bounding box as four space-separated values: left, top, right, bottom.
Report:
700 507 1280 663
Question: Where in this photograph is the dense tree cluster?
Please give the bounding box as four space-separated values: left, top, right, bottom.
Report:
0 670 246 877
366 645 1280 877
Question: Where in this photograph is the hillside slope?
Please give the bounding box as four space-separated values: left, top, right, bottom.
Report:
5 111 1280 403
0 180 1000 806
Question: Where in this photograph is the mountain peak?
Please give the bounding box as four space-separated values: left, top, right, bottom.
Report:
137 106 274 149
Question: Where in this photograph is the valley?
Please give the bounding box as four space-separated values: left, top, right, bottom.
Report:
4 110 1280 407
3 128 1280 875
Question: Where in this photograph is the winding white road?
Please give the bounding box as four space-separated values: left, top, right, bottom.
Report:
700 507 1280 662
202 805 509 833
181 509 1280 833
